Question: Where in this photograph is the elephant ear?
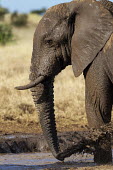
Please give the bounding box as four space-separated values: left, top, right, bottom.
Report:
70 0 113 77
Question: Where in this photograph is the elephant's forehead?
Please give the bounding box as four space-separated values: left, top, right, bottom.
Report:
37 16 57 37
37 2 69 36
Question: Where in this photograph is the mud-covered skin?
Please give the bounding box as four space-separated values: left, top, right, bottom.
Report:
16 0 113 163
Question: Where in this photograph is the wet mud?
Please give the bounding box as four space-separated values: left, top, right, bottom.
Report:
0 124 113 169
0 152 112 170
0 152 95 170
0 123 113 155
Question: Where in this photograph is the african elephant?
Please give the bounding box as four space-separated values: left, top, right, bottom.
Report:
16 0 113 163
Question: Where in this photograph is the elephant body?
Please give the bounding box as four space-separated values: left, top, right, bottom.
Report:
84 33 113 128
84 33 113 162
16 0 113 163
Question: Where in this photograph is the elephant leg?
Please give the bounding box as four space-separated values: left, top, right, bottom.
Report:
84 57 113 164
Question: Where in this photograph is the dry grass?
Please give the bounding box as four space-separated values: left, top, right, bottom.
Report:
54 68 86 130
0 13 87 133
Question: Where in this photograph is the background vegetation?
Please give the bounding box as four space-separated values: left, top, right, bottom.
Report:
0 6 9 20
30 8 46 15
0 23 13 45
11 12 28 27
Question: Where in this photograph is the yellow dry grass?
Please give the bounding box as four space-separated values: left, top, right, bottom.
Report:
0 14 87 132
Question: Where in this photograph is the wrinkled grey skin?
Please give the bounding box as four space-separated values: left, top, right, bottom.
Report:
16 0 113 163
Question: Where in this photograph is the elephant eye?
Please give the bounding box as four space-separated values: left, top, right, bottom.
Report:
45 39 53 45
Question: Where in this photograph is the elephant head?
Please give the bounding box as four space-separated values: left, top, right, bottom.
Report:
16 0 113 161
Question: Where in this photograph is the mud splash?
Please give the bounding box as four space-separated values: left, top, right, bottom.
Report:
0 124 113 158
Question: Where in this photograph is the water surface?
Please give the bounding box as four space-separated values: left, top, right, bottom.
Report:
0 152 97 169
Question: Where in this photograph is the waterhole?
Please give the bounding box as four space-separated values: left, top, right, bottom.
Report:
0 151 108 170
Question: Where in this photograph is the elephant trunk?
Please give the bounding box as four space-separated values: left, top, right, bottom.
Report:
30 78 62 160
101 0 113 13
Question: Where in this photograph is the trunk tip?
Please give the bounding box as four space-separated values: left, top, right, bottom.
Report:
53 151 65 161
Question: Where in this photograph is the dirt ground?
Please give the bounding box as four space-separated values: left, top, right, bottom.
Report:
0 121 87 134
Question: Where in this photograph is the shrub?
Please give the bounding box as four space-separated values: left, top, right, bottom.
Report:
0 24 13 45
11 12 28 27
0 7 9 20
30 8 46 15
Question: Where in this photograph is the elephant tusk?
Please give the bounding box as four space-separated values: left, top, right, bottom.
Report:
15 76 45 90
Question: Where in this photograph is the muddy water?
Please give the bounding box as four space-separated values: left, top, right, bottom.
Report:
0 133 113 169
0 152 102 170
0 151 113 169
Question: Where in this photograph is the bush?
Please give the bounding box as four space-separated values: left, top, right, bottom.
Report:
11 12 28 27
0 24 13 45
30 8 46 15
0 7 9 20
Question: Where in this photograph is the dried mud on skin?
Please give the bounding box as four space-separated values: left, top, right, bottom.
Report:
0 123 113 158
